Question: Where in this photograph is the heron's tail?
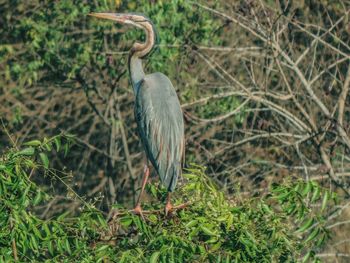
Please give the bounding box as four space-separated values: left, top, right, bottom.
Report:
161 163 181 192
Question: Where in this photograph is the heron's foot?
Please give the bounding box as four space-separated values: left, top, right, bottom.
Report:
131 204 145 220
165 202 190 216
165 202 172 216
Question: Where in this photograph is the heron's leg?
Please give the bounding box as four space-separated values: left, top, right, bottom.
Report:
164 192 173 216
132 164 150 217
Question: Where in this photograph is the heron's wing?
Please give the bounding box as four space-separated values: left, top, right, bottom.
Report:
135 72 185 192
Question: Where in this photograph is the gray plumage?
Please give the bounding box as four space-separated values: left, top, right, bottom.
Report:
134 72 185 192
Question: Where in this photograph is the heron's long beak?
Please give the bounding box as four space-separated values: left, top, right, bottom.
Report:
88 12 128 24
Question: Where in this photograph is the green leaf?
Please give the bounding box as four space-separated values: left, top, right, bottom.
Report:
64 143 69 157
302 181 313 196
296 218 314 233
227 213 234 229
48 240 54 255
33 190 42 205
30 235 38 251
185 220 198 228
302 251 312 263
150 251 160 263
276 190 291 201
65 239 72 255
286 203 297 215
240 236 253 247
316 232 326 247
311 186 320 203
39 152 49 169
20 184 31 206
304 228 320 244
120 216 133 227
200 225 217 236
23 140 41 146
32 224 43 239
43 224 50 237
44 142 52 152
148 214 158 224
321 190 329 211
182 173 197 179
14 147 35 156
206 237 219 244
65 133 76 139
96 244 110 252
149 184 158 197
54 137 61 152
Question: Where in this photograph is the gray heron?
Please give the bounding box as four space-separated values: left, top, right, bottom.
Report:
89 13 185 217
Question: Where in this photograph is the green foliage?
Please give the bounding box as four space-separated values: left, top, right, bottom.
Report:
0 143 335 262
1 0 230 130
120 0 222 73
0 136 104 262
0 0 221 85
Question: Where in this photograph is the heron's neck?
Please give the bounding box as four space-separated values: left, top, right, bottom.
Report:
128 55 145 93
128 21 156 93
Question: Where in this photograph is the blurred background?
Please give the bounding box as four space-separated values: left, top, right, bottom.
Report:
1 0 350 260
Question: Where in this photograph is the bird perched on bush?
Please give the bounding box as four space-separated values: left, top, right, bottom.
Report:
89 13 185 217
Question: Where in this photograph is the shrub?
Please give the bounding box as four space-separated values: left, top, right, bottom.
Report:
0 139 336 262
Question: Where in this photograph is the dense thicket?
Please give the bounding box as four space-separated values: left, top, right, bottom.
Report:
0 141 336 261
1 0 350 261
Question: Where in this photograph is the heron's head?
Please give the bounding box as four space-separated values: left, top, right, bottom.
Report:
89 13 151 29
89 12 158 58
